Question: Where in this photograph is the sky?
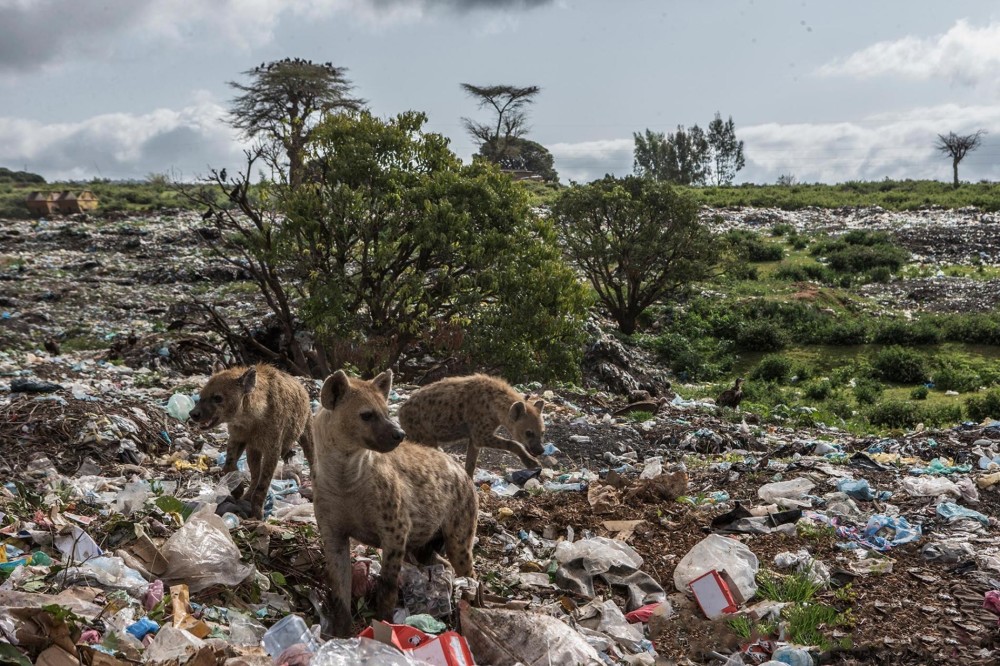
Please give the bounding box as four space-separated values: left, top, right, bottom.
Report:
2 0 1000 185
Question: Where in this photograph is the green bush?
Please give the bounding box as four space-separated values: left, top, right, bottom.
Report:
932 364 981 393
824 398 854 420
867 400 920 429
750 354 792 382
853 378 884 405
873 319 941 346
921 403 963 427
812 319 868 346
724 229 785 262
735 320 788 351
651 333 731 381
770 223 794 237
910 386 929 400
872 346 928 384
774 262 833 283
810 230 909 276
804 380 834 401
966 389 1000 423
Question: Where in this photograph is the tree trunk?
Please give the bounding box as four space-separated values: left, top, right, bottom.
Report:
953 159 960 189
616 312 637 335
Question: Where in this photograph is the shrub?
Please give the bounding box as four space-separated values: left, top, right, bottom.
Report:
867 400 920 429
872 346 928 384
810 230 909 276
873 319 942 346
804 380 834 401
853 378 884 405
812 320 868 346
735 320 788 351
770 223 794 237
751 354 792 382
921 403 963 427
932 364 981 393
966 389 1000 423
824 398 854 420
910 386 929 400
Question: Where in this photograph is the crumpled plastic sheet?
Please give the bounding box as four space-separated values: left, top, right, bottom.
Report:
836 478 891 502
909 457 971 476
833 514 922 552
673 534 759 600
936 501 990 526
58 556 149 598
459 602 604 666
983 590 1000 626
553 537 665 611
161 509 253 592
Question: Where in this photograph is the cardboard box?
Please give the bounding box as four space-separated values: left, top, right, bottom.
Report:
362 620 475 666
689 569 740 619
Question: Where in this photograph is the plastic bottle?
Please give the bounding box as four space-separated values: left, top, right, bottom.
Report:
261 614 320 661
222 513 241 530
770 645 814 666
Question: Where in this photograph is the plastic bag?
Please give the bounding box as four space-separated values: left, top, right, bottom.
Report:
161 509 253 592
773 550 830 586
674 534 759 600
459 602 604 666
399 563 452 619
59 556 149 597
312 637 428 666
578 599 646 652
757 478 814 509
144 626 205 663
166 394 195 421
554 537 643 572
936 502 989 526
900 476 960 498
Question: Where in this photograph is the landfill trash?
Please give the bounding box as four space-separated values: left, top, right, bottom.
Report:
638 457 662 479
161 508 253 592
125 617 159 640
165 393 196 421
59 556 150 597
984 590 1000 626
143 625 207 663
587 483 621 515
399 563 453 619
836 514 922 552
770 645 815 665
358 621 475 665
909 457 971 475
836 478 891 502
262 614 321 660
757 478 815 509
555 537 665 611
54 525 103 562
712 503 801 535
773 550 830 586
10 378 63 393
689 569 743 619
403 614 446 634
936 502 990 526
900 476 961 498
921 540 976 563
977 471 1000 489
459 601 604 666
311 637 425 666
578 598 650 653
624 602 668 624
674 534 759 600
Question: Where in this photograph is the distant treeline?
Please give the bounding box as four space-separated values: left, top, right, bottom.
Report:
0 167 45 184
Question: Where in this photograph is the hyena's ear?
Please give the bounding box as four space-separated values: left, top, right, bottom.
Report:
509 401 526 421
239 367 257 394
372 369 393 399
524 393 531 401
533 399 545 413
212 360 226 374
321 370 351 410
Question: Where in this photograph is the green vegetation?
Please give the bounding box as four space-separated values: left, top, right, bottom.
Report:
0 178 213 219
683 179 1000 211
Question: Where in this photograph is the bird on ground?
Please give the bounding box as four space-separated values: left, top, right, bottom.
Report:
717 377 745 409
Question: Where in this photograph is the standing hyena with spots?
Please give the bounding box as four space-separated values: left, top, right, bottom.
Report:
312 369 477 637
189 363 314 519
398 374 546 476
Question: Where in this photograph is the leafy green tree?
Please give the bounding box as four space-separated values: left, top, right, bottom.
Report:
633 125 710 185
228 58 364 188
707 112 745 185
477 136 558 182
553 175 717 334
281 111 589 379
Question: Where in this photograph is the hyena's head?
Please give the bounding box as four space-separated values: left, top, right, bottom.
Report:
189 364 257 429
318 369 405 453
506 396 546 456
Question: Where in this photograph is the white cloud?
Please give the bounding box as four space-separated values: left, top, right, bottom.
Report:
0 102 244 181
817 19 1000 86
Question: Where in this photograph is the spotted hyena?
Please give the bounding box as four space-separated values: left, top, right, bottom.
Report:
398 374 545 476
311 369 477 637
189 363 314 519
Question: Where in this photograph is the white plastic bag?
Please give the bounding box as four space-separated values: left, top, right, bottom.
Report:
312 637 430 666
900 476 960 498
554 536 643 572
757 478 815 509
673 534 759 600
460 602 604 666
161 509 252 592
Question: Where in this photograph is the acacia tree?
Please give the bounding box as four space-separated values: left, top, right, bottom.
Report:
553 175 717 334
461 83 557 178
228 58 364 188
633 125 710 185
935 130 986 189
280 111 589 379
707 112 745 185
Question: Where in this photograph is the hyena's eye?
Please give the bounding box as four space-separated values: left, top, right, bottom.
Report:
525 430 535 439
360 411 375 422
211 395 223 404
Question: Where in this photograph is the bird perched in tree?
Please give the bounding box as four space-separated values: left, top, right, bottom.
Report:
717 378 745 409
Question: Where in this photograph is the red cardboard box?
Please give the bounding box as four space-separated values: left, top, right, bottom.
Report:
361 620 475 666
689 569 740 619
